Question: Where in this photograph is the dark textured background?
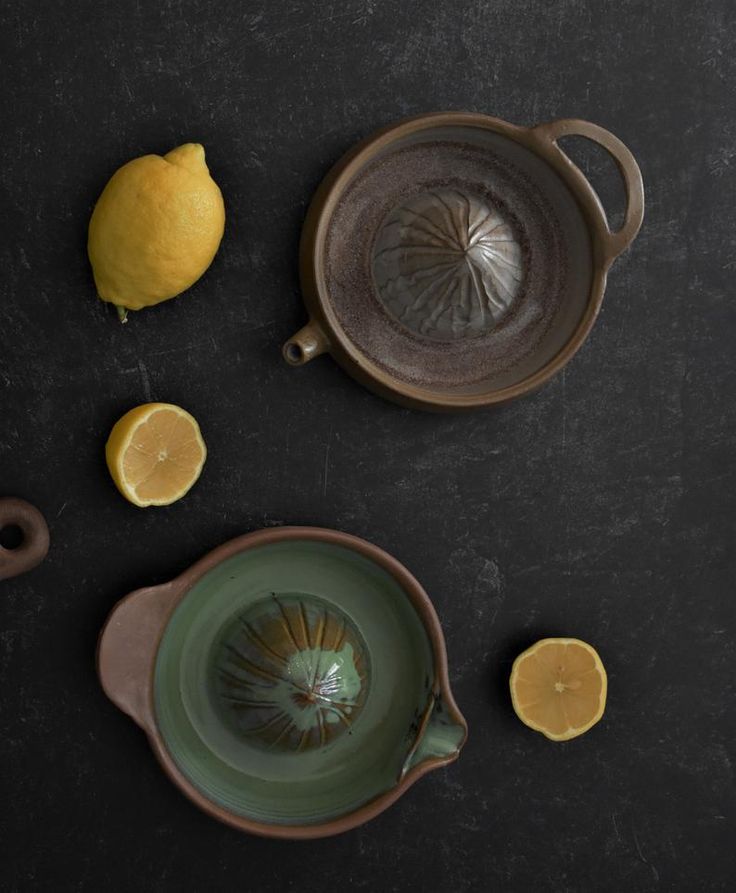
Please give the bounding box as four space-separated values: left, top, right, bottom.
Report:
1 1 734 890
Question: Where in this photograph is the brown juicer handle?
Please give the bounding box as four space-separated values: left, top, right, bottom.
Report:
0 497 50 581
531 118 645 264
96 582 181 733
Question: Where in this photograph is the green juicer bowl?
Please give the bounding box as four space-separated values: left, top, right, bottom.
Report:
97 528 467 838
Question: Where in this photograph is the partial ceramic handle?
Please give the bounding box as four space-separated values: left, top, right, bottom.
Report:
283 319 329 366
0 497 50 581
97 583 180 732
532 118 645 263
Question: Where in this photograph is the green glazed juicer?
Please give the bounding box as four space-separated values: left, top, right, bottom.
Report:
98 528 467 838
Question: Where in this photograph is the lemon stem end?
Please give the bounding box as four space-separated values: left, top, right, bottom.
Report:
115 305 129 324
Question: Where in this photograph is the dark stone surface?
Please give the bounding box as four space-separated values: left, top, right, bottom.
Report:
1 1 734 890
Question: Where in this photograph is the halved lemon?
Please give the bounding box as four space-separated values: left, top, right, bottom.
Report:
510 638 607 741
105 403 206 507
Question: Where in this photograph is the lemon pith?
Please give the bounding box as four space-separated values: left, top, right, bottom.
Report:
105 403 207 507
88 143 225 312
509 638 607 741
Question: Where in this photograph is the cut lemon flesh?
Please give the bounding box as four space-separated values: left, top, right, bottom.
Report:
105 403 206 507
510 638 607 741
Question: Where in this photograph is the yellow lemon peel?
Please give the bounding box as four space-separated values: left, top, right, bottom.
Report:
88 143 224 318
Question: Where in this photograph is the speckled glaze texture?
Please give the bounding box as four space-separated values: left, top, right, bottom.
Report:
325 137 578 389
286 112 644 410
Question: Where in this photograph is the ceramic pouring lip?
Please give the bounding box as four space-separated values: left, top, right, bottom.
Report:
105 525 467 839
296 110 642 411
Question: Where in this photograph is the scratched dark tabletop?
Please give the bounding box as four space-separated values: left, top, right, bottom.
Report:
1 1 735 890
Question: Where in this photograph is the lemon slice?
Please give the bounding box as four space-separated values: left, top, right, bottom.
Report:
105 403 206 507
510 638 607 741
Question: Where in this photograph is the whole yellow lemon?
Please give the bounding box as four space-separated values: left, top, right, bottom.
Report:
88 143 225 315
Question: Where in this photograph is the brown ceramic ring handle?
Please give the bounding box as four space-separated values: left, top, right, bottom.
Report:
0 497 50 581
283 319 330 366
97 583 181 732
532 119 645 263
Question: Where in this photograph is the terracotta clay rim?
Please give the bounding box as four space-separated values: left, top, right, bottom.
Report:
97 526 468 839
291 111 644 411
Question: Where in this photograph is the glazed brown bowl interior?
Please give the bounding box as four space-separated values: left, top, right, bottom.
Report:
286 113 644 410
322 124 593 394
